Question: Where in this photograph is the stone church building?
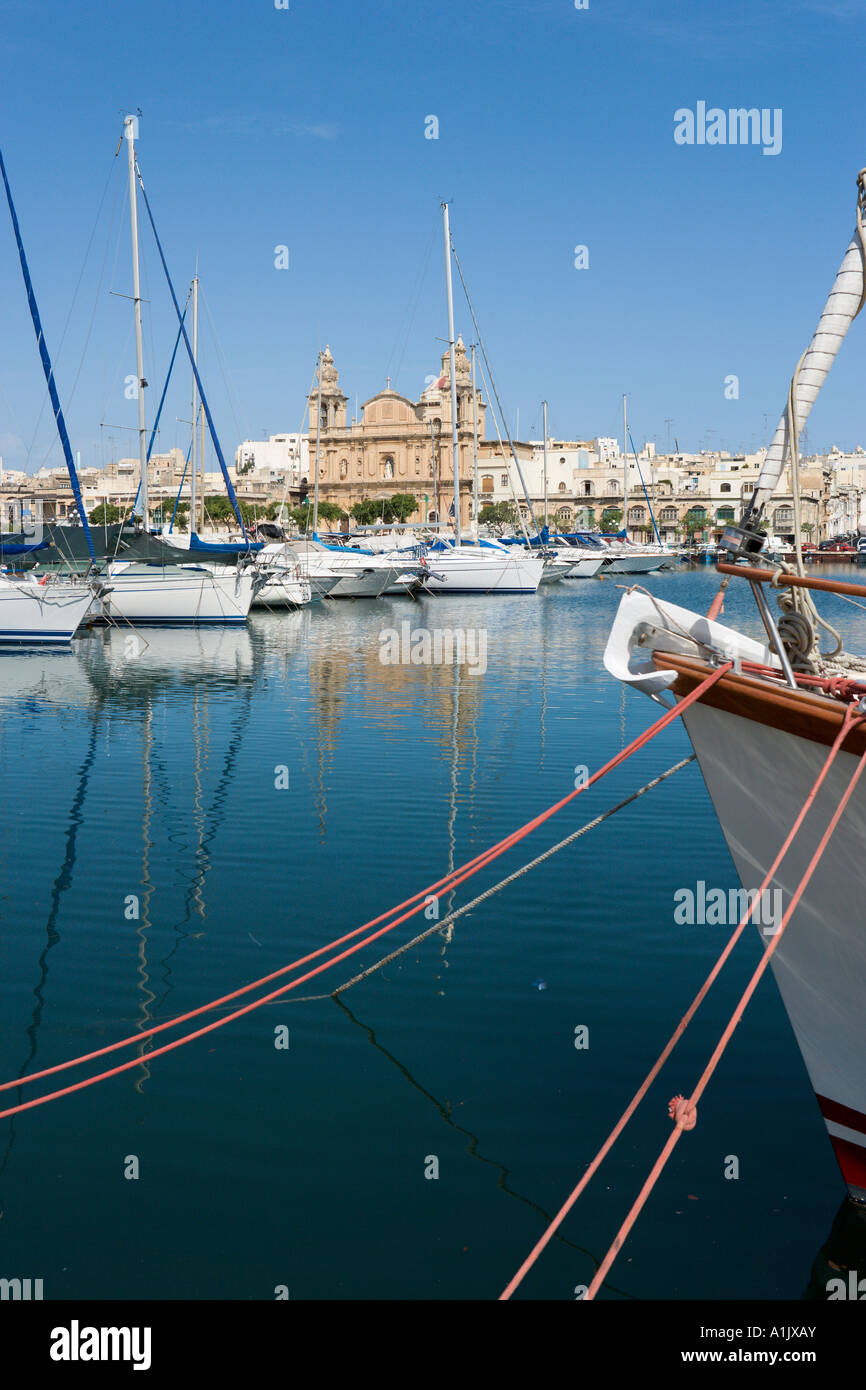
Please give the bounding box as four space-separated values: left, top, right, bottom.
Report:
304 341 517 525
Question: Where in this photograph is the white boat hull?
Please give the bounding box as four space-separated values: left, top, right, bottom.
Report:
561 556 605 579
328 566 400 598
251 574 311 608
683 700 866 1201
605 553 667 574
96 565 255 626
0 575 94 644
421 551 543 594
294 553 399 598
603 588 866 1200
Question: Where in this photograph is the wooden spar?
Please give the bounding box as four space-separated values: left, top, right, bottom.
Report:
716 561 866 599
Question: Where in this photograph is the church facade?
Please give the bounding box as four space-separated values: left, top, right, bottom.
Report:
304 341 513 525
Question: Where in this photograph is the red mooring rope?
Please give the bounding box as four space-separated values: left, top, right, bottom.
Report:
0 662 733 1121
501 699 866 1299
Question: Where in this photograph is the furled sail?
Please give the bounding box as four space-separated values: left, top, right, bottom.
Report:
748 170 866 519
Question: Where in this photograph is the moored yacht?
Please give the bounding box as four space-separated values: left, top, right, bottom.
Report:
0 572 95 644
603 167 866 1204
420 537 543 594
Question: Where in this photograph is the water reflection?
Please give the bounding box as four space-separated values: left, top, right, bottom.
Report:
334 995 636 1301
0 625 262 1116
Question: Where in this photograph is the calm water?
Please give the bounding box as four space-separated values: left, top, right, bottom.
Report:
1 566 864 1301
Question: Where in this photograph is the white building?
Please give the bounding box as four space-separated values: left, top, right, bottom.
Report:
235 433 309 488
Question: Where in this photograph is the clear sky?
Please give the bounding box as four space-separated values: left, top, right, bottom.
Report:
1 0 866 476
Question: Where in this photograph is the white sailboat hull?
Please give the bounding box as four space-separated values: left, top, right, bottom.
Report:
561 556 605 579
287 547 402 598
251 574 311 608
603 588 866 1201
0 575 94 644
421 551 543 595
682 700 866 1201
328 566 401 598
605 553 667 574
95 566 255 626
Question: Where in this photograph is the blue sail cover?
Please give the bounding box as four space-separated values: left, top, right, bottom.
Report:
186 533 262 557
0 538 50 556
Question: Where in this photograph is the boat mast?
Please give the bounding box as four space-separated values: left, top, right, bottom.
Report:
312 349 322 536
442 203 460 541
542 399 549 532
430 418 440 523
471 344 480 537
0 143 97 562
190 272 198 532
622 393 628 537
125 116 149 528
199 375 206 533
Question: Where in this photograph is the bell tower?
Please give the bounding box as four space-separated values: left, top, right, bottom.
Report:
308 345 348 432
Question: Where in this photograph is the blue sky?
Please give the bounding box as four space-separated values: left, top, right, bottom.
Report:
1 0 866 475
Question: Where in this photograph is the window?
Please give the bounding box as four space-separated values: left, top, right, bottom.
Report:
659 506 678 522
555 506 572 522
559 456 566 465
774 506 794 527
481 475 494 494
500 474 508 487
558 481 567 492
629 506 646 522
583 481 593 496
720 482 731 493
607 480 619 494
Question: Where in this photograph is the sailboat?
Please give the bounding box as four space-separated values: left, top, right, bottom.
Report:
604 166 866 1205
0 569 94 644
91 118 259 625
3 119 259 627
0 150 105 642
506 401 606 581
415 206 543 597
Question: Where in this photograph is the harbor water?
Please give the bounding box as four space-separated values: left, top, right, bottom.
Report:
0 567 862 1300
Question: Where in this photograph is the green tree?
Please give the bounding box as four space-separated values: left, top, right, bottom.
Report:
385 493 418 523
478 501 518 530
288 499 347 533
203 495 235 523
317 500 348 523
678 514 706 547
350 495 417 526
350 500 381 525
88 502 124 525
601 507 623 531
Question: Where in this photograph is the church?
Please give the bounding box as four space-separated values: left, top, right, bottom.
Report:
304 340 516 526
